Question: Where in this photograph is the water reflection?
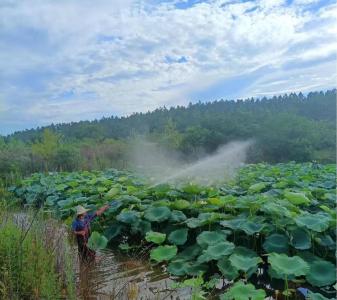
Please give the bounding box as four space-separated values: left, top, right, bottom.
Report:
76 249 191 300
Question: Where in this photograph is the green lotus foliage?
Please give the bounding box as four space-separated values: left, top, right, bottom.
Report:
217 258 239 280
168 228 188 245
145 231 166 244
289 228 311 250
284 191 311 205
229 253 262 274
295 212 331 232
220 281 266 300
88 231 108 250
268 253 309 278
307 291 330 300
306 260 336 287
200 241 235 261
9 163 337 298
196 231 226 247
263 233 289 253
144 206 171 222
150 245 177 262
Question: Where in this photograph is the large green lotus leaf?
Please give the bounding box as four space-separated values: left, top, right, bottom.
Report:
45 195 59 206
268 253 309 277
132 220 151 235
307 291 330 300
57 199 74 208
168 228 188 245
144 206 171 222
201 241 235 261
241 220 265 235
181 183 203 194
220 281 266 300
170 210 187 222
295 212 331 232
88 231 108 250
150 245 177 262
220 215 246 230
116 210 140 224
145 231 166 244
171 199 190 210
184 262 208 276
233 246 258 257
229 253 262 274
248 182 268 193
284 191 311 205
167 260 188 276
185 217 203 228
289 228 311 250
196 231 226 247
306 260 336 287
175 244 202 261
217 258 239 280
208 197 226 207
106 186 121 198
263 233 289 253
107 200 123 213
103 223 123 241
315 234 335 249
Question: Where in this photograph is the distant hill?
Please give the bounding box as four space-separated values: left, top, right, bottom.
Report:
1 90 336 180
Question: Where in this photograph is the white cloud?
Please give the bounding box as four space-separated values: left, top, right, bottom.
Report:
0 0 336 133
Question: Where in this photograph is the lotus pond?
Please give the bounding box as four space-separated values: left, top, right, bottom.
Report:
9 162 336 299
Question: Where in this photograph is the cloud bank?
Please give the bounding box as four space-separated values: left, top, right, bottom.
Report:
0 0 336 134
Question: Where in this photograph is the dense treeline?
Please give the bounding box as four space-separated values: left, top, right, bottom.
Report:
1 90 335 181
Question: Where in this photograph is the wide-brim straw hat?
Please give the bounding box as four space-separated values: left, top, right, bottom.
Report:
76 205 90 216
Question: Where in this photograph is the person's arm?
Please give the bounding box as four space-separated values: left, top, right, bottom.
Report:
96 204 110 216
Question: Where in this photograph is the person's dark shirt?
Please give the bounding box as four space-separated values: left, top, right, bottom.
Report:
71 213 96 243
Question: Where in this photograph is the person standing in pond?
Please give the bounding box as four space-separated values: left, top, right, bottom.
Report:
72 204 110 262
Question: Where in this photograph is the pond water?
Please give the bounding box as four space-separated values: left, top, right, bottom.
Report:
75 248 192 300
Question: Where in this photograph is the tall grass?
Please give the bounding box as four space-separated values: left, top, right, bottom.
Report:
0 202 76 299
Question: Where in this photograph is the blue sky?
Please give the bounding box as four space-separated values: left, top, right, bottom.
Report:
0 0 336 135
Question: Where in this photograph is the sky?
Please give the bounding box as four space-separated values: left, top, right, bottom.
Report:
0 0 336 135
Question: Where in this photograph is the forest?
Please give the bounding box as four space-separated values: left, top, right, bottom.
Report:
0 89 335 181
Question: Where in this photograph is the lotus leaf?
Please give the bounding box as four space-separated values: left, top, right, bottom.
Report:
196 231 226 247
116 211 140 224
208 197 226 207
144 206 171 222
220 281 266 300
263 233 289 253
289 228 311 250
295 212 331 232
132 220 151 235
284 191 311 205
240 220 265 235
229 253 262 274
145 231 166 244
167 260 188 276
103 223 123 240
315 234 335 249
171 199 190 210
185 217 203 228
306 260 336 287
168 228 188 245
175 244 202 261
307 291 330 300
88 231 108 250
201 241 235 261
268 253 309 278
170 210 187 222
106 186 121 197
217 258 239 280
248 182 268 193
184 263 208 276
150 245 177 262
